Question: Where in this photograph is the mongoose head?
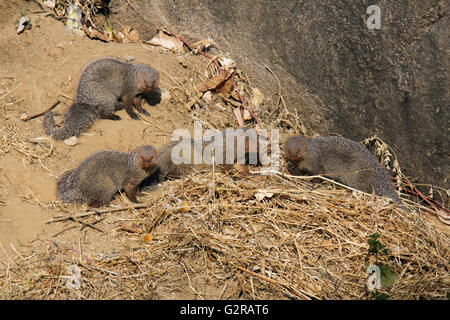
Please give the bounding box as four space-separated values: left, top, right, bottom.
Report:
138 69 160 93
284 136 308 164
220 129 267 165
136 145 158 172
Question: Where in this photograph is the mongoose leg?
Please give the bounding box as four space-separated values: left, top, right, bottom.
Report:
124 182 139 203
133 96 150 116
122 95 140 120
88 199 102 208
100 113 122 121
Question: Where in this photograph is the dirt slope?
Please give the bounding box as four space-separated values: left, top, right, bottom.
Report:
0 1 206 262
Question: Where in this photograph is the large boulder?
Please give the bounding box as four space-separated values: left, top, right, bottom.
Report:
111 0 449 189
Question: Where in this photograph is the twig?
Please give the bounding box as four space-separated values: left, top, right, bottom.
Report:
235 265 311 300
401 177 449 215
80 217 107 232
30 0 45 11
47 203 151 223
23 99 61 121
71 216 104 233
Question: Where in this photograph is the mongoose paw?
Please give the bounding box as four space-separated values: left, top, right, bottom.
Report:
108 114 122 121
135 190 144 197
88 200 102 208
129 112 140 120
139 109 150 116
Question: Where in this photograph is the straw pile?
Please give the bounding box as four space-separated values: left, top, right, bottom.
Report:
1 168 448 300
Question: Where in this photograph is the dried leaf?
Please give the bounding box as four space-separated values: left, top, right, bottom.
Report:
242 109 251 121
202 91 213 104
112 31 125 43
255 190 274 201
82 25 110 42
219 57 236 70
196 69 230 92
233 107 245 127
145 30 184 53
233 163 249 174
122 27 140 43
43 0 55 9
253 124 263 135
249 87 264 108
436 209 450 225
104 31 114 42
16 16 30 34
214 102 226 111
216 71 236 97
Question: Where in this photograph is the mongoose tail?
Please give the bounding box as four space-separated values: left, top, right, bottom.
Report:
43 103 99 140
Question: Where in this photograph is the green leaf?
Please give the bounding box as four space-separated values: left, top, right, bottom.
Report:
379 264 397 288
371 291 390 300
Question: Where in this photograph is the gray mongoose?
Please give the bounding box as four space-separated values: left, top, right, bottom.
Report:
44 57 160 140
157 129 267 180
57 145 158 207
284 136 400 202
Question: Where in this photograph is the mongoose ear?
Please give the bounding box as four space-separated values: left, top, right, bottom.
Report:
300 139 308 152
153 75 160 88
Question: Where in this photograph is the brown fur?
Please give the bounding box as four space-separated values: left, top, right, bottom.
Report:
285 136 400 202
57 146 158 207
44 57 159 140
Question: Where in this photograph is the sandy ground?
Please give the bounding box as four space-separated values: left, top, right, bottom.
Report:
0 1 207 262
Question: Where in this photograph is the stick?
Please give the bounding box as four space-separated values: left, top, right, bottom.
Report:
71 216 104 233
30 0 45 11
235 265 311 300
46 203 151 223
23 100 61 121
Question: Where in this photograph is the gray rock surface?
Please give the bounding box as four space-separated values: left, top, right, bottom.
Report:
111 0 449 189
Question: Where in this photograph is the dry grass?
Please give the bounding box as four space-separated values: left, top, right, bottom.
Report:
0 168 449 300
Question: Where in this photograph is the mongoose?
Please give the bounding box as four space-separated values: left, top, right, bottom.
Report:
57 145 158 207
157 129 267 180
44 57 160 140
284 136 400 202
